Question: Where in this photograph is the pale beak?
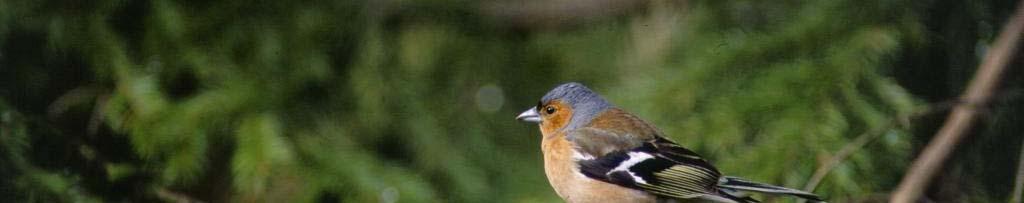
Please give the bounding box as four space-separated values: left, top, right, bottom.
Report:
516 107 541 123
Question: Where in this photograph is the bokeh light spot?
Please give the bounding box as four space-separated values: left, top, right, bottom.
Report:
475 84 505 113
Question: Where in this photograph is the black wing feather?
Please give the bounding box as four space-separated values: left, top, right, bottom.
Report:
579 142 673 188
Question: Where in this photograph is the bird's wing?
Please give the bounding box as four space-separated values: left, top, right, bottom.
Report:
578 136 742 202
567 127 646 157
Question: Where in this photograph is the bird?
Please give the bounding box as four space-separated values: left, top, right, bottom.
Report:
515 82 824 203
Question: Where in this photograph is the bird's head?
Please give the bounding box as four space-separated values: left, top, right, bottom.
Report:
516 82 613 135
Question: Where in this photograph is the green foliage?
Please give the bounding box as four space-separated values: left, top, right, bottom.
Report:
1 103 102 203
0 0 1020 202
650 1 919 198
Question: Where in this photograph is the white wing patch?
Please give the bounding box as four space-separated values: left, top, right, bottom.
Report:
607 152 655 184
571 150 598 178
572 150 596 160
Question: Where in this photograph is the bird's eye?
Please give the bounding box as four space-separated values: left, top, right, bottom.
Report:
545 106 556 114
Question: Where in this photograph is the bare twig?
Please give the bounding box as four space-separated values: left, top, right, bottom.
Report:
156 188 205 203
87 93 110 136
890 1 1024 202
47 86 100 118
1012 137 1024 203
799 104 944 202
802 117 896 194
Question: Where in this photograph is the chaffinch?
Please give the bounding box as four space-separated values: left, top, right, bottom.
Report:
516 82 824 203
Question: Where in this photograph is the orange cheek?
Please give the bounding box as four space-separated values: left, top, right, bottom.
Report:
540 116 564 134
540 106 573 136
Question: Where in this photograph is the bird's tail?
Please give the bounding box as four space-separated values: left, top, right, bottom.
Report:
717 176 824 202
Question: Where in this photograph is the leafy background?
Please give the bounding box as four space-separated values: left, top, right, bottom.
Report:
1 0 1023 202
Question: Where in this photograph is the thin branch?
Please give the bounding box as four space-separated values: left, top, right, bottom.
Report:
802 115 894 192
889 1 1024 202
47 86 100 118
87 93 110 136
799 103 947 202
1012 137 1024 203
155 188 205 203
802 118 893 194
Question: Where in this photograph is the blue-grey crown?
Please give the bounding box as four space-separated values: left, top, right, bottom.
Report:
540 82 613 130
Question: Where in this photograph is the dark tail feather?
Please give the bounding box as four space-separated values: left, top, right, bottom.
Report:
717 176 824 202
718 188 760 203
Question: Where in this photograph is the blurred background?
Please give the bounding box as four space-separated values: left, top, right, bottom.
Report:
1 0 1023 202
